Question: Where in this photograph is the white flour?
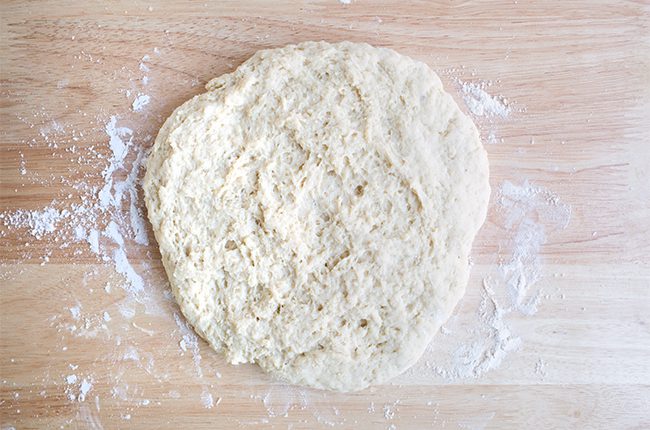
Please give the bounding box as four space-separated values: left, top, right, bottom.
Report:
1 45 175 428
173 312 219 409
69 305 81 320
132 94 151 112
200 391 214 409
452 77 518 147
383 401 399 420
3 110 151 307
1 207 70 239
429 180 570 380
254 387 346 426
79 378 94 402
497 180 571 315
459 80 511 118
173 313 203 378
63 373 93 403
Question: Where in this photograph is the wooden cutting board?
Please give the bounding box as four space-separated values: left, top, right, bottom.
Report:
1 1 649 428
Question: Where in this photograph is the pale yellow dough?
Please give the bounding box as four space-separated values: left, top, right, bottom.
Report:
144 41 490 392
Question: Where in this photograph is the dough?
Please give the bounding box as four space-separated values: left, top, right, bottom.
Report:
144 41 490 392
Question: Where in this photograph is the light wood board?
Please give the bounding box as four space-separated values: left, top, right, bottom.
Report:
1 1 649 428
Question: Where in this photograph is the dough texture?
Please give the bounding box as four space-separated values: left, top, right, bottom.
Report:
144 41 490 392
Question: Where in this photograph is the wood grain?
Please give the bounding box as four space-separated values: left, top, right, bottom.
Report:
1 1 649 428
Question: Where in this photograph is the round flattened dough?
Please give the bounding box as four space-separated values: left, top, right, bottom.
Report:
144 41 490 392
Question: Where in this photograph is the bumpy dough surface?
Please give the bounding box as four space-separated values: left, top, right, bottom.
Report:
144 41 490 392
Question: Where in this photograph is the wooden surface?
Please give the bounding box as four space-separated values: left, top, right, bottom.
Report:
1 1 649 428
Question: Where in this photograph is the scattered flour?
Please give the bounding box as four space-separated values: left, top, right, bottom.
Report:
1 46 168 426
79 378 93 402
173 312 221 411
69 305 81 320
438 280 522 379
249 386 345 426
173 313 203 377
87 229 100 254
535 357 548 379
122 346 140 362
497 180 571 315
383 402 397 420
454 78 518 146
103 221 124 246
18 151 27 175
132 94 151 112
201 391 214 409
39 120 66 147
63 374 93 403
112 248 145 295
460 80 511 118
139 55 151 73
262 385 295 417
1 207 70 239
429 180 570 380
75 403 104 430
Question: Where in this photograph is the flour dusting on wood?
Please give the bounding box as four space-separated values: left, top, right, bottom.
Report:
460 80 511 118
425 180 570 380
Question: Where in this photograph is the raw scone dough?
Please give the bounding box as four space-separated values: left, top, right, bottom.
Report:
144 41 490 392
